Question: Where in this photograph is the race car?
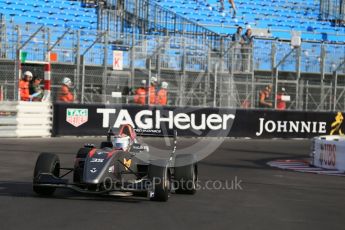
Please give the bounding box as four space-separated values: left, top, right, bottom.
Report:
33 124 198 201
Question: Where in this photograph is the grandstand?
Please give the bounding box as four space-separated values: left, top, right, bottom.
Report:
0 0 344 110
155 0 345 41
0 0 97 29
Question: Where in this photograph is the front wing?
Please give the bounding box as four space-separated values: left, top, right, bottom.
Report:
34 172 152 195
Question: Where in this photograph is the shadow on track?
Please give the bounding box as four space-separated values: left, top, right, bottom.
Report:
200 155 308 171
221 147 303 157
0 181 148 203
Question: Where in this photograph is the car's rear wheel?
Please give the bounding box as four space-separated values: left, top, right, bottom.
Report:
174 154 198 194
33 153 60 196
148 163 170 202
174 164 197 194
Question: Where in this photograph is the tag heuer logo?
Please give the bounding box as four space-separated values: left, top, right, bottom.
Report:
66 108 88 127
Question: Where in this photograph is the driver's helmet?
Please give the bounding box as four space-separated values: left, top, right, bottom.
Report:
113 134 131 151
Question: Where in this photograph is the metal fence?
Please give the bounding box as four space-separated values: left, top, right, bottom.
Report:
0 20 345 111
98 0 225 50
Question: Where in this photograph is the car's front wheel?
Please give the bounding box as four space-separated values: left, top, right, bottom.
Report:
33 153 60 196
148 163 170 202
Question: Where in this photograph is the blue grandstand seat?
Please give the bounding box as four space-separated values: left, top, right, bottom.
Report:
153 0 343 43
0 0 97 30
0 0 343 70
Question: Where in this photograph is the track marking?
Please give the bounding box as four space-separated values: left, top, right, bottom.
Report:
267 159 345 176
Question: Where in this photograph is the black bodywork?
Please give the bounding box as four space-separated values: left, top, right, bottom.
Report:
33 129 198 201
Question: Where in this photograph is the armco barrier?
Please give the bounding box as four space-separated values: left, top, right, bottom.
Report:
311 136 345 172
53 103 345 138
0 101 52 137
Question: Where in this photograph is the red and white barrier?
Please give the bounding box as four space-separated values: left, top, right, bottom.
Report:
311 135 345 172
42 52 51 101
42 61 51 101
0 85 3 101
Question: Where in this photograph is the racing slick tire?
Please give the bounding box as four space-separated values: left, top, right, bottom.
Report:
148 162 170 202
174 154 198 194
73 148 90 183
33 153 60 196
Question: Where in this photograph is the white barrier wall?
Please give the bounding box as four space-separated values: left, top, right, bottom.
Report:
0 101 52 137
311 135 345 172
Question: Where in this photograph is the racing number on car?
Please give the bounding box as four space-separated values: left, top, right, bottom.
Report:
319 144 336 166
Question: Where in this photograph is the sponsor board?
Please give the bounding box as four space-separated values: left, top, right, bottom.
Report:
54 104 236 136
53 103 345 138
255 118 327 137
96 108 235 131
330 112 344 136
312 137 345 172
66 108 88 127
251 111 344 138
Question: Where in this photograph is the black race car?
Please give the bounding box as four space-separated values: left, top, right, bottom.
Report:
33 124 198 201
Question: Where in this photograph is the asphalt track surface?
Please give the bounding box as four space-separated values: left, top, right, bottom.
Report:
0 137 344 230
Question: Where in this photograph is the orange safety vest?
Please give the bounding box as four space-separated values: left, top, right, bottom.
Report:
276 93 286 110
58 85 74 102
156 88 167 105
134 87 146 105
149 86 156 105
19 80 30 101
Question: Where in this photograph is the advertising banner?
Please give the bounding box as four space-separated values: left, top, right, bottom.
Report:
53 103 345 138
313 138 345 172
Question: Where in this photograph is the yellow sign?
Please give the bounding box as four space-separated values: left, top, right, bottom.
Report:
330 112 344 136
123 158 132 170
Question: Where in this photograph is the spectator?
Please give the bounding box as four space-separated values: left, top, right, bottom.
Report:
258 84 273 108
29 76 44 101
19 71 33 101
58 77 74 103
232 26 243 72
220 0 237 17
229 0 237 17
276 87 290 110
156 81 168 106
240 28 254 72
149 77 157 105
134 80 147 105
232 26 242 42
